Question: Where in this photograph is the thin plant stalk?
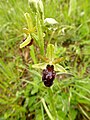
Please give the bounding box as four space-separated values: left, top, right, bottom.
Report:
48 88 58 119
41 98 54 120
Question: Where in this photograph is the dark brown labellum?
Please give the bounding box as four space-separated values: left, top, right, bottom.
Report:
42 64 56 87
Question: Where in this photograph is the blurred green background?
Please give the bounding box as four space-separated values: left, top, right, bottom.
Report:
0 0 90 120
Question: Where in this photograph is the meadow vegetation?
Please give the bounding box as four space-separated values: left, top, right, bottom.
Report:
0 0 90 120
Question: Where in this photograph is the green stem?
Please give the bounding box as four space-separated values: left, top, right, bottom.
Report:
30 45 37 64
41 98 54 120
48 88 58 119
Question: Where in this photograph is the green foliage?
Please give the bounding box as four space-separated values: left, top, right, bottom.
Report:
0 0 90 120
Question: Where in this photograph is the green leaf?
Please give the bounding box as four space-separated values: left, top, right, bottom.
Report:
69 108 77 120
31 86 38 95
28 96 36 107
20 34 31 48
72 90 90 102
79 105 90 120
83 46 90 55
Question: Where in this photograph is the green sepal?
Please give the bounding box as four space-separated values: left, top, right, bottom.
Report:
20 34 31 48
46 44 55 61
24 13 33 30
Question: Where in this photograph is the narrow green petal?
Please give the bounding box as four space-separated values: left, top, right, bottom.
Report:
32 63 47 70
54 64 67 72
